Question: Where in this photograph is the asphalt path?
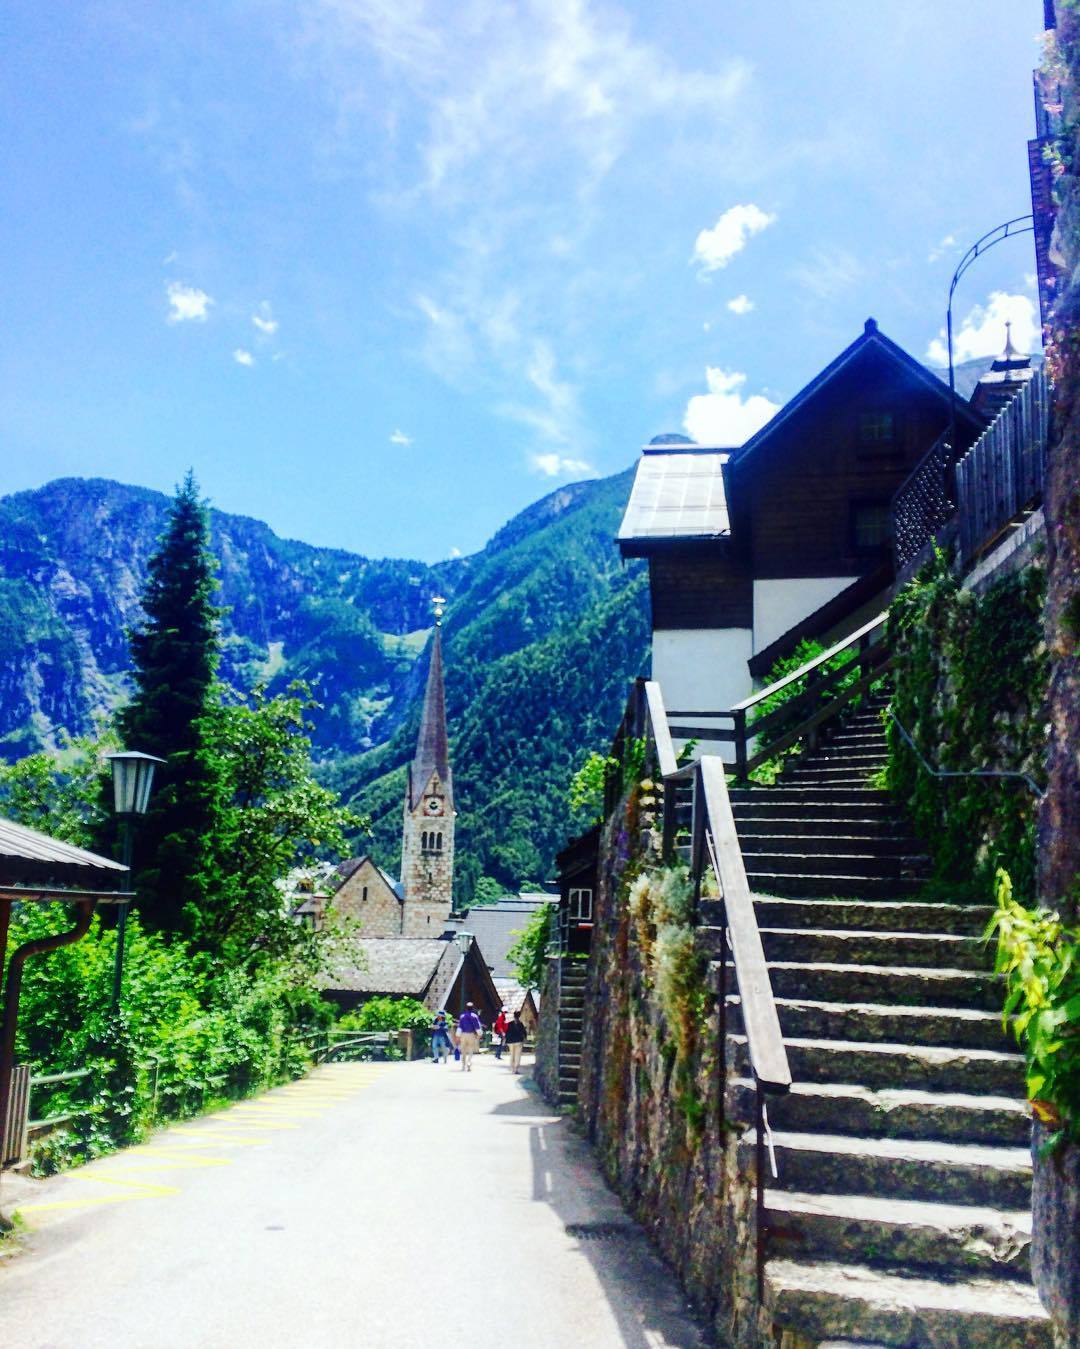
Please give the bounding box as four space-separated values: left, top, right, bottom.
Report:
0 1054 712 1348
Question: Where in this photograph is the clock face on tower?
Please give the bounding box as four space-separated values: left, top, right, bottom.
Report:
424 797 442 816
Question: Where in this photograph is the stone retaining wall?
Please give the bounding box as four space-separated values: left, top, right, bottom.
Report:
567 786 771 1346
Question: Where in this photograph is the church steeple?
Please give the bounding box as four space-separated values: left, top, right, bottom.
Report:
408 598 452 811
399 597 456 934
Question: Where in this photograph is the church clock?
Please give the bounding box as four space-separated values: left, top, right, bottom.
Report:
424 797 442 816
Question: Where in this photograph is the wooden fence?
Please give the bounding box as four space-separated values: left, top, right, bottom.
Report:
955 366 1050 564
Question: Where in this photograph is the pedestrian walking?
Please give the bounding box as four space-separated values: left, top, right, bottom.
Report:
457 1003 482 1072
504 1010 527 1074
493 1007 509 1060
430 1010 452 1064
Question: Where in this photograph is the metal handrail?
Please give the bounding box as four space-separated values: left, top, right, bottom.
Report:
887 709 1045 798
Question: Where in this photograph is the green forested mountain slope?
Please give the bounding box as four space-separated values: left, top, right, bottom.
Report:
0 469 649 899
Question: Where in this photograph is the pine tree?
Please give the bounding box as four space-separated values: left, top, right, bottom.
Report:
118 471 222 934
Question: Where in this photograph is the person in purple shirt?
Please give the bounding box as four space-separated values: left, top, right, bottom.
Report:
457 1003 483 1072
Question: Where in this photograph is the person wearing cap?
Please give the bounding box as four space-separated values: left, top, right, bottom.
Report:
430 1010 452 1064
504 1010 527 1073
457 1003 483 1072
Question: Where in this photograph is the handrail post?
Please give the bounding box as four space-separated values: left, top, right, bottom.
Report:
690 765 705 924
661 778 675 865
755 1084 767 1302
733 708 748 782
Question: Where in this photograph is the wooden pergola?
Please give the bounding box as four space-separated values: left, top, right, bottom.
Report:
0 815 130 1227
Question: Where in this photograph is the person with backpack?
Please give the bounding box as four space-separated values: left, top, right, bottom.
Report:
457 1003 483 1072
504 1010 527 1074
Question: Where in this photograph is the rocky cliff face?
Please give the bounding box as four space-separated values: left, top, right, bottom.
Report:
0 471 650 899
0 477 455 754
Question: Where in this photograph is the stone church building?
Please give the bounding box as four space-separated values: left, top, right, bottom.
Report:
318 609 501 1023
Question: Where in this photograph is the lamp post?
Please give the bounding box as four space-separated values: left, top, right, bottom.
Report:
106 751 164 1010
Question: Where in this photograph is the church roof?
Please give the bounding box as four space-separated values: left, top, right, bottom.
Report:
409 625 453 811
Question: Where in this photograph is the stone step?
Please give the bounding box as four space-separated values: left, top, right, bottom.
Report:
798 751 886 769
735 816 908 839
781 773 883 788
744 851 929 880
728 991 1009 1049
765 1189 1033 1281
741 834 920 859
728 1077 1030 1146
743 960 1003 1011
759 927 987 970
729 787 894 806
747 873 925 898
730 1033 1025 1096
753 1130 1032 1209
763 1258 1051 1346
749 897 991 935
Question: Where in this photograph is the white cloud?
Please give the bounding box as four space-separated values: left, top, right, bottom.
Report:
693 204 775 273
926 291 1040 366
727 294 754 315
389 429 412 446
683 368 780 446
166 281 213 323
928 233 957 264
233 348 255 367
531 452 593 477
448 546 462 559
252 302 279 335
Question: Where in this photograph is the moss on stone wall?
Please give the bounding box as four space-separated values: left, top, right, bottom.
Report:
887 549 1047 896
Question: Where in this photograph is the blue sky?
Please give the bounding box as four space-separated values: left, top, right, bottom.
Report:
1 1 1046 561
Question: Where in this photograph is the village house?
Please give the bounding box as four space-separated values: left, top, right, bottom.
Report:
617 318 986 737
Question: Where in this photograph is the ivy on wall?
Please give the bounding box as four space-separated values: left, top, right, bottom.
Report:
887 549 1048 896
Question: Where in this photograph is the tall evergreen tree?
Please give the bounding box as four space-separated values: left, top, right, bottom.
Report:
118 471 222 934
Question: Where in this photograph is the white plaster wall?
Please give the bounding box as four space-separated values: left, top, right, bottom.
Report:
652 628 753 763
753 577 858 655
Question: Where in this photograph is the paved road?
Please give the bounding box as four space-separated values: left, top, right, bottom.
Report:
0 1055 712 1348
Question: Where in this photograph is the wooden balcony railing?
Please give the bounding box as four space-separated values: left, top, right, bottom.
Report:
956 365 1050 565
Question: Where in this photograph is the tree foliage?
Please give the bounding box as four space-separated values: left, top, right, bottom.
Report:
118 471 224 932
506 904 553 990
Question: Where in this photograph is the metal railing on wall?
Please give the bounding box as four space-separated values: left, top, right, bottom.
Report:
891 430 955 572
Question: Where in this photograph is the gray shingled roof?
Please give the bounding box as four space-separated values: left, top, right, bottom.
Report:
452 896 557 978
320 938 450 996
617 444 731 543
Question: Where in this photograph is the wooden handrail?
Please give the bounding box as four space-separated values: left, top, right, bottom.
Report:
643 680 679 778
698 757 790 1094
730 611 888 713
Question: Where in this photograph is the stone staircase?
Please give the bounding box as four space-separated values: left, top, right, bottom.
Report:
731 693 931 899
555 959 586 1107
700 694 1051 1344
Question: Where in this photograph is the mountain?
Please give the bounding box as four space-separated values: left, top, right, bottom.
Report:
0 471 649 900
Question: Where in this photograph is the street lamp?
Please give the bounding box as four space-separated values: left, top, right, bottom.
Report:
946 215 1034 452
106 751 164 1009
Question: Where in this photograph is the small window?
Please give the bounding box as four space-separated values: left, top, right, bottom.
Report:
422 830 441 856
361 884 368 903
569 887 593 920
857 411 895 444
851 502 892 552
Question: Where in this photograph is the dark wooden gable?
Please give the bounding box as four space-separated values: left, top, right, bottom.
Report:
729 324 982 581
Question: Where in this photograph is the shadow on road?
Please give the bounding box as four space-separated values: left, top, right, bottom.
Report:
491 1071 714 1349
